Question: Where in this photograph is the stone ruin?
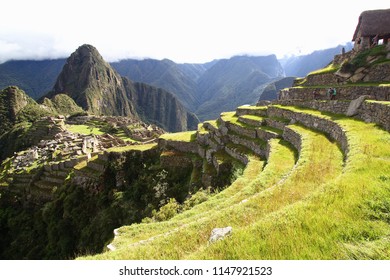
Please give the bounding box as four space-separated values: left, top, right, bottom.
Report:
67 114 164 142
9 114 164 172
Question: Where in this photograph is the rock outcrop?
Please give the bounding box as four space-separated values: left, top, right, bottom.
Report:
0 86 50 135
51 44 138 117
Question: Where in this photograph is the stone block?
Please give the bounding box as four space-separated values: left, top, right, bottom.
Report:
209 226 232 243
346 95 369 116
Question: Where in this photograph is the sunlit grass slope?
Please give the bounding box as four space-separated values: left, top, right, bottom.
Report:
80 105 390 260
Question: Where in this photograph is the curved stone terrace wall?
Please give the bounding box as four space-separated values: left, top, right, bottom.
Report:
279 86 390 101
275 99 390 132
267 106 349 156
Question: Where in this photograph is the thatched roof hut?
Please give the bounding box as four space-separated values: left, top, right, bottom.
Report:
352 9 390 51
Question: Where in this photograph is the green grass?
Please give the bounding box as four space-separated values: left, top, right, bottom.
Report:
159 131 197 142
239 114 264 122
114 130 136 143
204 120 218 128
79 138 297 259
106 143 157 153
66 124 105 135
237 105 267 110
78 104 390 260
366 100 390 106
293 82 390 89
308 63 339 76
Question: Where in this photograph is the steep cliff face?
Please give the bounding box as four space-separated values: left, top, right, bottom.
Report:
50 45 197 132
112 58 204 111
131 81 199 132
52 44 138 117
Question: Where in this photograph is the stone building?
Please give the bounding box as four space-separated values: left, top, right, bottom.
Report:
352 9 390 51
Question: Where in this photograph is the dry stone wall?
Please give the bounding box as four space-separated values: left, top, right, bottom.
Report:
267 106 349 155
303 73 339 86
275 99 390 132
279 86 390 101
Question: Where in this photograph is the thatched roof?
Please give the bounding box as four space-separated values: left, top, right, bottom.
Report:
352 9 390 41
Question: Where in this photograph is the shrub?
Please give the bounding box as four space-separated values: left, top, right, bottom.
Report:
182 188 211 211
151 198 180 221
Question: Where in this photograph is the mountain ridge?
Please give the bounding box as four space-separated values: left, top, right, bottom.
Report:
44 44 198 132
0 43 352 123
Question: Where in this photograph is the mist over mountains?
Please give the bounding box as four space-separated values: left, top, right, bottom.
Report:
280 43 353 77
0 43 351 123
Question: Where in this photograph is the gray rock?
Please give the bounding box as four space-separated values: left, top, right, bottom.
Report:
349 72 366 83
209 226 232 243
257 100 272 106
346 95 370 117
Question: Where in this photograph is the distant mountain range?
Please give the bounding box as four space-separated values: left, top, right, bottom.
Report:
113 55 285 120
280 43 353 77
0 59 66 100
0 43 353 123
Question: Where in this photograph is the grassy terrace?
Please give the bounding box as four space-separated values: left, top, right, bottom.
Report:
80 137 298 259
366 100 390 106
198 120 219 134
159 131 197 142
66 124 105 135
239 114 264 122
66 124 137 142
106 143 157 153
237 105 267 110
307 63 339 75
79 104 389 260
220 112 257 131
293 82 390 89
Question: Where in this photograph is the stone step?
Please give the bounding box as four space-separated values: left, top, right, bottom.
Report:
264 117 290 131
225 121 257 139
224 143 252 165
236 106 268 117
74 165 102 178
203 120 220 132
267 105 349 155
43 170 69 178
278 85 390 101
255 126 282 141
87 160 106 172
13 176 33 183
227 132 266 158
237 115 264 127
33 180 59 190
211 150 242 174
42 175 65 184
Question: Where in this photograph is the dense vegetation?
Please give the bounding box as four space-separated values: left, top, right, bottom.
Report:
0 143 242 259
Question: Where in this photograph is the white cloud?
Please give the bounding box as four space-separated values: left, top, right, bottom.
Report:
0 0 389 63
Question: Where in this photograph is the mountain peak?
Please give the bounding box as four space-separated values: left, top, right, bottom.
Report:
48 44 198 132
52 44 137 117
71 44 105 64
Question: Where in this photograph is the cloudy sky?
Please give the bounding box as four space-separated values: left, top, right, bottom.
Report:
0 0 389 63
